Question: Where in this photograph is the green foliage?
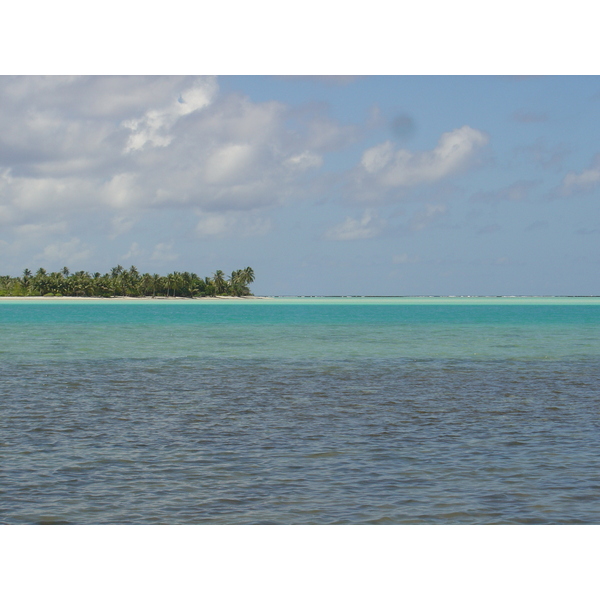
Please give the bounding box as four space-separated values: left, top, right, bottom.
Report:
0 265 255 298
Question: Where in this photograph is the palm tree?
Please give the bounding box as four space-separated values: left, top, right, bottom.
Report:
165 273 175 297
33 268 48 295
229 270 244 296
243 266 255 285
140 273 152 297
151 274 161 298
0 264 254 298
20 268 32 293
120 271 130 297
204 276 215 297
172 272 183 297
129 266 140 294
213 270 227 295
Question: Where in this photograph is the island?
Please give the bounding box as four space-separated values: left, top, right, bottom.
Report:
0 266 255 298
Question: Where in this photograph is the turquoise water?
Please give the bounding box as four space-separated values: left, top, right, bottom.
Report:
2 298 600 523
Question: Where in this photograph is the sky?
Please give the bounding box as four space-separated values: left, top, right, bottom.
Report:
1 75 599 295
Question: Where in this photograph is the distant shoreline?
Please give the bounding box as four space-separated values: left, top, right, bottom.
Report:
0 295 274 301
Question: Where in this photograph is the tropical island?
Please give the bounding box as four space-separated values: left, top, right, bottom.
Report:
0 266 255 298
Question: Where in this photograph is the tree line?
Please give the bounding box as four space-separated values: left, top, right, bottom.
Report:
0 265 255 298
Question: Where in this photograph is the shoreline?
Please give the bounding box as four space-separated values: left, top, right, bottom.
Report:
0 295 274 301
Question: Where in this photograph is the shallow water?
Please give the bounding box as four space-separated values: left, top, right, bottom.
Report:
2 298 600 523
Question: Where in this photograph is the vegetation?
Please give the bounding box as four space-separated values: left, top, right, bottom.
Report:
0 266 255 298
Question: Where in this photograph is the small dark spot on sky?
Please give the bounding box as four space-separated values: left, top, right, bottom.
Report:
390 114 416 140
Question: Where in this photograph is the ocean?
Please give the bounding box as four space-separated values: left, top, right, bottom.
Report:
1 297 599 524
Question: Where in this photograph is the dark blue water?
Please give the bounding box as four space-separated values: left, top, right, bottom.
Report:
1 298 600 523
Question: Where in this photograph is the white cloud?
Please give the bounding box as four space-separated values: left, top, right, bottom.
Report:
203 144 257 185
324 210 383 241
359 126 489 187
123 78 217 151
284 151 323 171
1 170 101 214
103 173 143 209
0 76 350 240
559 155 600 195
362 141 395 174
1 76 183 119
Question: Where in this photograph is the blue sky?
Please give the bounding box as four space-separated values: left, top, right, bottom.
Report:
1 75 600 295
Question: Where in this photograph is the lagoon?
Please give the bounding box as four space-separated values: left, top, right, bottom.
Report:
2 297 600 523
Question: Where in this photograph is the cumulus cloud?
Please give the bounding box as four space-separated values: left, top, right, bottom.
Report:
0 76 341 242
114 92 337 213
203 144 257 185
358 126 489 188
558 155 600 195
284 151 323 171
103 173 144 209
324 210 383 241
1 76 187 120
123 79 217 151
